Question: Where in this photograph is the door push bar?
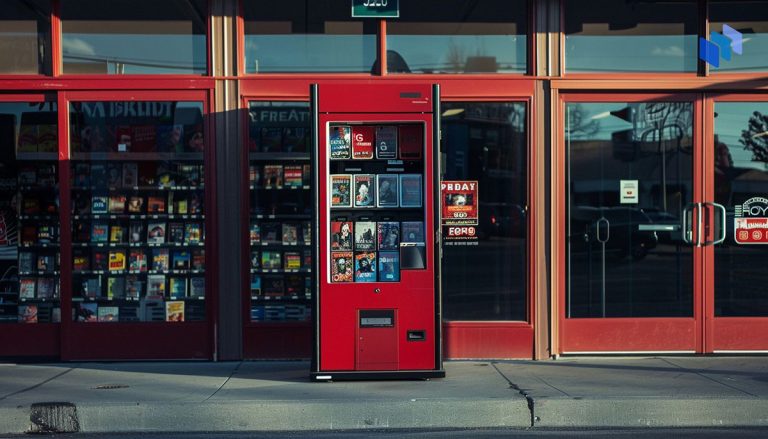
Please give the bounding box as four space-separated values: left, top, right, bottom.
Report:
682 202 727 247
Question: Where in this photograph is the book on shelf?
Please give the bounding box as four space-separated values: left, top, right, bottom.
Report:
147 222 166 244
22 198 40 214
129 249 147 272
351 126 374 160
147 274 166 297
129 222 145 244
174 198 188 215
330 174 352 208
74 163 90 187
147 196 166 213
261 223 281 245
284 165 303 188
108 250 126 271
401 221 425 243
165 301 185 322
354 252 377 282
37 225 57 243
168 222 185 243
354 221 376 251
73 193 90 215
249 222 260 244
122 163 138 187
353 174 376 208
152 248 170 271
284 251 301 270
82 276 101 298
97 306 119 322
172 250 191 270
303 249 312 269
91 196 108 214
249 165 260 187
169 277 187 299
329 125 351 159
127 196 144 213
331 221 353 251
399 174 422 208
21 225 36 245
109 225 125 243
263 165 283 187
74 254 90 271
36 278 55 299
375 126 398 159
377 221 401 251
157 124 184 152
263 275 285 296
107 277 125 299
185 222 202 244
108 195 126 214
378 251 400 282
250 274 262 297
331 251 353 283
19 278 36 299
191 249 205 270
282 223 298 245
302 221 311 245
302 164 311 186
74 222 90 242
125 276 143 300
261 251 282 270
250 250 261 269
90 164 107 187
285 274 304 295
37 254 55 272
398 124 423 160
19 252 35 273
92 250 108 271
107 163 122 188
376 174 399 208
189 277 205 298
18 305 38 323
77 302 98 322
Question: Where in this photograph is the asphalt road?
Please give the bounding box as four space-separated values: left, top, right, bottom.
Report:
6 428 768 439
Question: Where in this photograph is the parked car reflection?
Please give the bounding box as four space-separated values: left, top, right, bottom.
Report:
570 206 659 260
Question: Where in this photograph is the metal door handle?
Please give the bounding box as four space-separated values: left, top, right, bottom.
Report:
596 217 610 243
682 203 698 245
703 202 727 245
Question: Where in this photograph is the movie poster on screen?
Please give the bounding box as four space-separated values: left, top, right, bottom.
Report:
441 180 479 245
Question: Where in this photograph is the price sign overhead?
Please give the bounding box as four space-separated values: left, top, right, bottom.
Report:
352 0 399 18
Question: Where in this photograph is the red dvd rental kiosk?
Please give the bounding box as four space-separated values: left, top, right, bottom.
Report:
311 83 444 380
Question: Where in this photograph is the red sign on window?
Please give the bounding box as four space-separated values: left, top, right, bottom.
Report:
441 180 478 226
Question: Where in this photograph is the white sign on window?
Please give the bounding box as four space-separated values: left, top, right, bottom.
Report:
620 180 639 204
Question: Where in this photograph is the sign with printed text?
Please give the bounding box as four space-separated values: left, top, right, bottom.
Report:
620 180 639 204
441 180 478 226
735 197 768 244
352 0 399 18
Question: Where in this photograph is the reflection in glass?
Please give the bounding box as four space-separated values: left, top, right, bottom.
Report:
565 0 698 73
69 101 206 323
714 102 768 316
243 1 377 73
247 102 313 322
0 101 60 323
61 1 206 75
441 103 527 321
0 0 52 74
566 102 694 318
386 0 527 74
710 2 768 72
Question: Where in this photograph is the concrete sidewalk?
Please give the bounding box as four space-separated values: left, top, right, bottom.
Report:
0 357 767 434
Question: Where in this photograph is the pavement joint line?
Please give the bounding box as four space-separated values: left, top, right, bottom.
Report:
202 361 243 402
0 367 75 402
490 362 536 427
657 357 759 398
532 373 572 398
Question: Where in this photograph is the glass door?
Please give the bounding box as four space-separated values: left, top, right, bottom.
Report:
562 97 702 353
707 97 768 352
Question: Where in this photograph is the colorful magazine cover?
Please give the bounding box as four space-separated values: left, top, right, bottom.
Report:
377 221 401 250
353 174 376 208
330 174 352 208
263 165 284 187
378 251 400 282
354 252 377 282
91 222 109 243
169 277 187 299
78 302 98 322
190 277 205 298
108 250 126 271
331 251 353 283
282 223 298 245
147 222 166 244
354 221 376 251
376 174 399 207
399 174 423 208
330 221 353 251
18 305 38 323
375 126 398 159
398 124 423 160
97 306 119 322
261 251 282 270
152 248 170 271
284 165 303 188
284 251 301 270
165 301 185 322
401 221 425 243
129 249 147 272
329 125 351 159
249 222 261 244
351 126 374 159
125 276 143 300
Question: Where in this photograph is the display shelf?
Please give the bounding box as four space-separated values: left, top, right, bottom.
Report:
249 185 311 191
250 214 311 220
251 268 312 274
251 295 311 301
73 214 205 220
17 152 58 161
249 152 310 161
72 185 204 192
72 152 204 161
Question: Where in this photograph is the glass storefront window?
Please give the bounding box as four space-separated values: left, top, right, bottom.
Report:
386 0 527 74
247 102 313 322
0 0 52 75
243 1 377 73
69 101 206 323
565 0 698 73
441 102 527 321
565 102 694 318
710 1 768 72
61 1 207 75
0 100 60 323
714 102 768 316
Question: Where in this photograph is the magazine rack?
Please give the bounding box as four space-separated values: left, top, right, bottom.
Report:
311 83 444 380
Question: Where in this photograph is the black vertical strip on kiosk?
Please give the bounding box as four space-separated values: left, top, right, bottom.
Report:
310 84 320 375
432 84 444 372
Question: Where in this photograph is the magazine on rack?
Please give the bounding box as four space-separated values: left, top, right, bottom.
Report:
376 174 399 207
351 126 374 159
330 221 353 251
377 221 400 251
353 174 376 208
399 174 423 208
329 125 351 159
330 174 352 208
354 221 376 251
354 252 377 282
378 251 400 282
331 251 353 283
375 126 398 159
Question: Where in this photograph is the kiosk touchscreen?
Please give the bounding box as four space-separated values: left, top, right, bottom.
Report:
311 83 444 380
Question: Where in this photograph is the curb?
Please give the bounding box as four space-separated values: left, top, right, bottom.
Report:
532 398 768 428
0 398 531 434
